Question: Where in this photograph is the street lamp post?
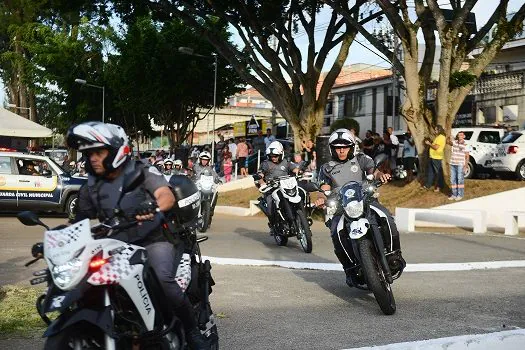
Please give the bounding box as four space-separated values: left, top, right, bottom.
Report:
75 78 105 123
178 47 218 164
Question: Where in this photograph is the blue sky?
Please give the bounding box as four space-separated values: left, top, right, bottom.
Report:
0 0 522 105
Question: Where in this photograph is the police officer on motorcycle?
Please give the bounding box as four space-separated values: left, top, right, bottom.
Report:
257 141 299 234
314 128 404 288
163 158 174 176
67 122 211 350
193 151 220 183
173 159 187 176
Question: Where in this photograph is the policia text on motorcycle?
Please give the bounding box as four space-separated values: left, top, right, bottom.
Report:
68 122 212 350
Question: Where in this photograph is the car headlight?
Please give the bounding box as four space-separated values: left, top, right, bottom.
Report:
51 258 83 289
344 200 363 218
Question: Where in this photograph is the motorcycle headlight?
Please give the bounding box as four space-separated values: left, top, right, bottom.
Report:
344 200 363 218
51 258 83 289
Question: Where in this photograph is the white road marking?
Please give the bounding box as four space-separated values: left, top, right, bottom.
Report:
202 256 525 272
342 328 525 350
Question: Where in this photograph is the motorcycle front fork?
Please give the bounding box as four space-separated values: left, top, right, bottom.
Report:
104 290 117 350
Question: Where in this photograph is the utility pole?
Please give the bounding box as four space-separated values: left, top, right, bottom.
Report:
392 34 398 130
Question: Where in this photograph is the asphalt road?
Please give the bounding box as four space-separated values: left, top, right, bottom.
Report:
1 214 524 349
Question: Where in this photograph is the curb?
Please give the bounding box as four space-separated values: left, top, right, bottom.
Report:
344 329 525 350
214 202 261 216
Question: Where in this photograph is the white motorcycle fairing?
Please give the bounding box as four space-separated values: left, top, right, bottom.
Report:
278 177 301 203
44 219 156 331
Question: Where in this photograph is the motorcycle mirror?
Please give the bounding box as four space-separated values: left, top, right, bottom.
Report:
17 211 49 230
373 153 389 169
122 169 145 194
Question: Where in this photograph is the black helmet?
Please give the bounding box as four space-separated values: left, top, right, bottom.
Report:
168 175 200 226
66 122 131 176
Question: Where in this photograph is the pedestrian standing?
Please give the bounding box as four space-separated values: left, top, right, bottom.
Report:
402 130 417 184
386 127 399 172
252 129 266 160
264 128 276 149
362 130 374 157
236 137 249 176
448 131 470 201
222 151 233 183
423 125 446 192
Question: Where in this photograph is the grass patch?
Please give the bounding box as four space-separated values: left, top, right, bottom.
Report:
216 179 525 213
0 285 47 337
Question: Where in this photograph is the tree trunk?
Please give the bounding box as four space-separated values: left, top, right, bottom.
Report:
287 104 325 152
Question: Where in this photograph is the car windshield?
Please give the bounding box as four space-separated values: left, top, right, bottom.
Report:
48 157 66 174
501 132 522 143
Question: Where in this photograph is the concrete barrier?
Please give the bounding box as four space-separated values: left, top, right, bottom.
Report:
395 207 487 234
504 211 525 236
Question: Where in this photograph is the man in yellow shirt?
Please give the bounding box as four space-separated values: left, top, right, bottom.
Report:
423 125 446 192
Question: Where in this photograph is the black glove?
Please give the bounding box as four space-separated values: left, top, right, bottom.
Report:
135 200 158 217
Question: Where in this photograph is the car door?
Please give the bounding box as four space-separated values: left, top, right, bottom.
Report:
475 131 501 167
14 157 61 210
0 156 19 210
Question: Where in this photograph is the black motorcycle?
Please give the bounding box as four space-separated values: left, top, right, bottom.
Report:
324 155 405 315
255 173 314 253
19 170 218 349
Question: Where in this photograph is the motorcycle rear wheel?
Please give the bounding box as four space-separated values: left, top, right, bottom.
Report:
198 201 211 233
295 210 312 253
358 239 396 315
44 322 104 349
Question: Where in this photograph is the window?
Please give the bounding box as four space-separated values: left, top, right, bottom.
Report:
15 158 53 176
477 131 501 144
457 131 474 140
325 100 333 115
502 132 522 144
0 156 12 174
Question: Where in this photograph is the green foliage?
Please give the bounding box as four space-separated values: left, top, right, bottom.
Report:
0 285 48 335
329 118 360 134
449 71 477 91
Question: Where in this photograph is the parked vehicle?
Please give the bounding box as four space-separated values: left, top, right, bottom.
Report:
323 155 404 315
451 127 505 178
195 169 218 233
0 152 86 217
256 173 313 253
489 130 525 180
17 171 218 349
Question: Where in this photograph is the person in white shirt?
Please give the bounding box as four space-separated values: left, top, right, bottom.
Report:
264 128 276 149
228 138 237 161
387 127 399 171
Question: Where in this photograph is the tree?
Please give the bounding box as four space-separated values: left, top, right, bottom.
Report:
328 0 525 178
112 0 385 149
330 117 359 133
107 16 244 150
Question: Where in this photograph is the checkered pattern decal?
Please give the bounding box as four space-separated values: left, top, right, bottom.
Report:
88 245 137 285
175 253 192 292
45 219 92 265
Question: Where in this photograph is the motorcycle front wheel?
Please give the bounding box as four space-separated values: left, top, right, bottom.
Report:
198 201 211 233
295 210 312 253
44 322 105 349
358 239 396 315
273 221 288 246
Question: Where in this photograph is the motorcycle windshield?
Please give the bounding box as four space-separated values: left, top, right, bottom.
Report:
199 175 214 191
339 182 364 207
45 219 93 265
279 177 297 189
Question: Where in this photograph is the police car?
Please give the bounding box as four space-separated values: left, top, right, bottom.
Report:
0 152 86 217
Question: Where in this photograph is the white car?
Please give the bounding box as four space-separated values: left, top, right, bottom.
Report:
489 130 525 180
451 127 505 179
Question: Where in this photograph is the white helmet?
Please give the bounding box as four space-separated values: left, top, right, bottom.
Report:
266 141 284 161
174 159 183 168
163 158 174 166
66 122 131 175
329 128 356 160
199 151 212 162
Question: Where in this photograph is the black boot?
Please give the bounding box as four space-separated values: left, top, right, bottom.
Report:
187 327 211 350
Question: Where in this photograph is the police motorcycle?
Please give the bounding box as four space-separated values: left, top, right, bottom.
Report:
195 169 218 233
18 170 218 349
254 172 314 253
323 154 405 315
